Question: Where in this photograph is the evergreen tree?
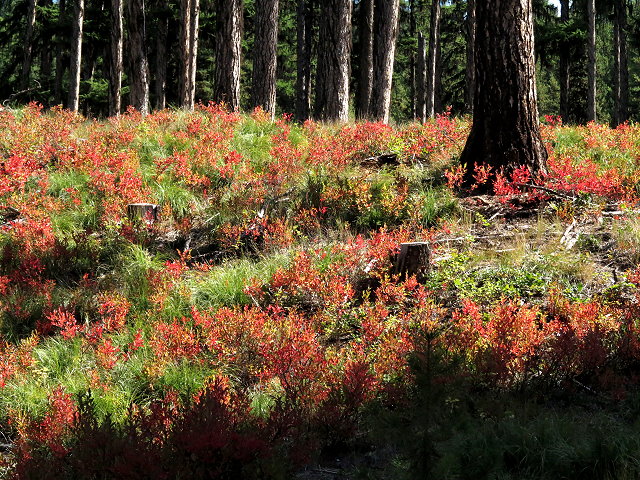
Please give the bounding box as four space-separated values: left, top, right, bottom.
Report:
214 0 242 110
314 0 351 122
459 0 547 189
68 0 84 111
251 0 279 117
370 0 400 123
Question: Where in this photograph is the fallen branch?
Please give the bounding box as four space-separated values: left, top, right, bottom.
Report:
3 80 41 106
512 182 576 200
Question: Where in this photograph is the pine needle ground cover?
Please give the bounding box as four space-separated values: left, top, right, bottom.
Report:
3 105 640 478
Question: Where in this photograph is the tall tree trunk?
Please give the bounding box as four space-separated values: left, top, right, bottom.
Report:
39 0 53 90
464 0 475 114
68 0 84 111
127 0 150 114
178 0 192 107
409 0 416 119
295 0 313 122
109 0 123 116
612 0 628 126
434 33 443 114
459 0 547 191
154 0 169 110
426 0 440 118
370 0 400 123
586 0 596 122
416 31 426 121
214 0 242 110
20 0 38 90
54 0 67 104
314 0 352 122
251 0 279 117
356 0 374 120
559 0 570 122
40 45 52 84
188 0 199 107
179 0 199 109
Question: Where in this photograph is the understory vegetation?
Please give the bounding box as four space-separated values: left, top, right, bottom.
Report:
3 105 640 478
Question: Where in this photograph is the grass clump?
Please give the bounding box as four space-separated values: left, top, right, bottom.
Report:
189 252 291 309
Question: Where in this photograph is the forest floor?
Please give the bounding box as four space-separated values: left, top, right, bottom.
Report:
3 106 640 478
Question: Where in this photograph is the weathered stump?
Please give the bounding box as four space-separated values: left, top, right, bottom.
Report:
394 242 431 282
127 203 159 225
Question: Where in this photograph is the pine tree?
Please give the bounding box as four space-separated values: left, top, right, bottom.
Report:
314 0 352 122
295 0 313 121
154 0 169 110
612 0 628 126
355 0 374 120
465 0 475 114
68 0 84 111
426 0 440 118
459 0 547 190
109 0 123 116
370 0 400 123
179 0 199 109
127 0 150 114
586 0 596 121
214 0 242 110
20 0 39 89
251 0 279 117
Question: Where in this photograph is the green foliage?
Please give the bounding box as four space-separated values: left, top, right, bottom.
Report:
189 252 290 309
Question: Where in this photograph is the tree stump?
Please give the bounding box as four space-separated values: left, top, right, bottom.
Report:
127 203 159 225
394 242 431 282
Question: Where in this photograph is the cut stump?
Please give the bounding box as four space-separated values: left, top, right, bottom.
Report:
127 203 159 225
394 242 431 282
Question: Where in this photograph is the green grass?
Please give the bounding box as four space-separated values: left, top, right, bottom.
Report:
189 252 291 309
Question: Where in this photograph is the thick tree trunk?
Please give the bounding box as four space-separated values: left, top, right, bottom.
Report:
295 0 313 122
314 0 352 122
54 0 67 104
612 0 629 126
355 0 374 120
426 0 440 118
416 31 426 121
251 0 279 117
559 0 570 122
586 0 596 122
127 0 150 114
459 0 547 191
68 0 84 111
20 0 38 90
369 0 400 123
155 0 169 110
214 0 242 111
464 0 475 114
109 0 124 116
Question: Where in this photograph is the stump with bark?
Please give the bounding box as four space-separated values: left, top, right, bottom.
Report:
394 242 431 282
127 203 159 225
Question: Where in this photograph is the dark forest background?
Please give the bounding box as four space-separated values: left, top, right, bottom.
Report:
0 0 637 124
